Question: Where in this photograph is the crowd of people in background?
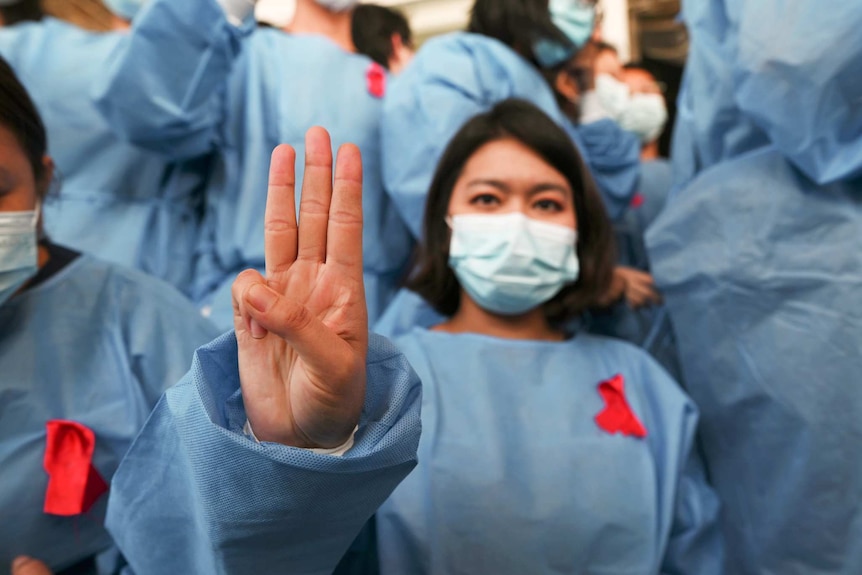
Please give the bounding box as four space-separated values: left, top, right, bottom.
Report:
1 0 860 574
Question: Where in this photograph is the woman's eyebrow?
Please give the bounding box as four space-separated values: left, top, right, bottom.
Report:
527 183 571 196
466 179 510 193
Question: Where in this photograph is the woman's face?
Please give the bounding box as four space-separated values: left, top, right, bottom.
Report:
0 124 42 213
447 138 577 230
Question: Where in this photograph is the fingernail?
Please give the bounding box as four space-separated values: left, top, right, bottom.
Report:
12 557 33 570
247 284 277 313
250 318 268 339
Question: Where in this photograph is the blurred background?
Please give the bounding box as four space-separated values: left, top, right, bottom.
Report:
40 0 687 156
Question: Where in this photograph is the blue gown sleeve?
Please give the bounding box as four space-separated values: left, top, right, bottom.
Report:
93 0 250 160
106 332 421 575
660 442 723 575
733 1 862 184
381 47 489 239
566 119 641 221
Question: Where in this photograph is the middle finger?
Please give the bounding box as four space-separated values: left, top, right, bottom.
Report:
297 127 334 263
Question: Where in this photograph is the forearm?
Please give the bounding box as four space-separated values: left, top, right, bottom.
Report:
94 0 253 159
107 333 421 575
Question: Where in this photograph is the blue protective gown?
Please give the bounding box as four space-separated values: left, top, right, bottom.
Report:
381 32 641 238
106 332 422 575
0 18 211 294
94 0 413 329
646 1 862 573
0 252 219 574
374 322 723 574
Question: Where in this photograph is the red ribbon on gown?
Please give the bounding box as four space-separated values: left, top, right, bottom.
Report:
366 62 387 98
595 374 648 438
43 420 109 516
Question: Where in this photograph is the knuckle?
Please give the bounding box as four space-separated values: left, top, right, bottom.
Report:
281 302 314 333
329 207 363 226
265 217 297 234
299 196 331 215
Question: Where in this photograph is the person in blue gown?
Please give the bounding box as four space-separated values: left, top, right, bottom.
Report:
0 2 212 294
94 0 413 329
553 47 679 377
1 58 421 575
381 0 641 240
645 1 862 573
0 55 218 574
374 100 722 574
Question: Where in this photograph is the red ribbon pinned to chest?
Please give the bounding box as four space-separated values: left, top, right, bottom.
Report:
43 420 109 516
595 374 648 438
366 62 387 98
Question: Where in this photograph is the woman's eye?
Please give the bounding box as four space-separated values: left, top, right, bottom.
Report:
534 198 563 212
470 193 500 206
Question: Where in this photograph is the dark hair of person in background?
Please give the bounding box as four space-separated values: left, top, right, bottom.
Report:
468 0 592 67
0 56 48 189
407 99 616 326
0 0 43 25
623 59 680 158
352 4 412 70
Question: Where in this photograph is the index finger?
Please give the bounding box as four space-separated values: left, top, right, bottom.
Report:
265 144 298 277
326 143 363 280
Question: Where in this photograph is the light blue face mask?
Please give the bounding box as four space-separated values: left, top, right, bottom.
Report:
0 209 39 307
534 0 596 68
448 212 580 316
103 0 150 21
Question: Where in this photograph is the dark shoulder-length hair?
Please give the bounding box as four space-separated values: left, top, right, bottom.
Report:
0 55 48 188
407 98 615 325
467 0 572 66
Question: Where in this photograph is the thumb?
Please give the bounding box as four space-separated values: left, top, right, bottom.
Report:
242 283 342 358
12 557 53 575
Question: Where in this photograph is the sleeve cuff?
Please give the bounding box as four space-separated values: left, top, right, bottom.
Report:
243 420 357 457
215 0 257 26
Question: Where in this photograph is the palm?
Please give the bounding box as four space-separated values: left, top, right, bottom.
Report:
232 128 368 448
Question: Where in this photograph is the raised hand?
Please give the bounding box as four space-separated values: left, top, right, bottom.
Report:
232 127 368 448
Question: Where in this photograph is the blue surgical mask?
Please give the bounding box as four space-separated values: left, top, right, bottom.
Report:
448 212 580 316
0 208 39 307
103 0 149 21
534 0 596 68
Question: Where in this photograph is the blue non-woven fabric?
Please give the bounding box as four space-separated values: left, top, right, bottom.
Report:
381 32 641 238
94 0 413 328
0 254 218 574
0 18 210 294
106 332 422 575
376 327 723 574
649 0 862 572
647 147 862 574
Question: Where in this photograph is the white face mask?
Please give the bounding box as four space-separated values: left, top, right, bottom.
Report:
448 212 580 316
618 93 668 143
0 208 39 307
593 74 668 143
312 0 358 13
